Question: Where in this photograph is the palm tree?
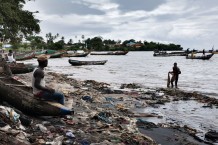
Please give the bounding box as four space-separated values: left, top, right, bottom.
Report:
75 35 77 43
61 36 65 44
46 32 52 44
81 35 85 48
68 39 73 45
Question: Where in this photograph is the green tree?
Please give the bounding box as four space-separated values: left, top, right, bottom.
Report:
61 36 65 44
90 37 103 51
53 41 64 50
0 0 40 46
129 39 136 43
85 38 91 50
26 35 45 49
45 33 59 44
67 39 73 45
122 40 129 46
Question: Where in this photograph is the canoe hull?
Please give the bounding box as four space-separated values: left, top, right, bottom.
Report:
16 52 35 61
186 54 214 60
0 75 72 116
90 51 128 55
69 59 107 66
62 52 89 57
0 62 34 74
50 52 64 58
153 51 187 57
10 63 35 74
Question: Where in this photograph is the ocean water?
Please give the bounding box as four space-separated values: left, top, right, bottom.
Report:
25 51 218 97
23 52 218 138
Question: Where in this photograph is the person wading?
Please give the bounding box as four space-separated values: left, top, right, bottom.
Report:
32 54 65 105
202 49 205 56
168 62 181 88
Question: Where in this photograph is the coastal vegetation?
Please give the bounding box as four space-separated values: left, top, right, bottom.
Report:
1 34 183 52
0 0 182 52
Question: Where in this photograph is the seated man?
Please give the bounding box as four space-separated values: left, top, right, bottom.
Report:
7 50 16 63
32 54 64 105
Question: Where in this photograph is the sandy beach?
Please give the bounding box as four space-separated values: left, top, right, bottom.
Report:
1 71 217 145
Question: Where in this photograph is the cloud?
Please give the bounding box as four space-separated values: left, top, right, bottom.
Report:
24 0 218 49
25 0 104 15
72 0 119 12
112 0 166 12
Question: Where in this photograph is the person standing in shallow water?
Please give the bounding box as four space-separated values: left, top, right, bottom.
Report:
32 54 65 105
202 49 205 56
169 62 181 88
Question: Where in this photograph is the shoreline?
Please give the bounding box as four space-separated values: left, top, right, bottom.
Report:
0 72 217 144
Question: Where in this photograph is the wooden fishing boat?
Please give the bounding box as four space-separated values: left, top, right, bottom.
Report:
62 52 89 57
68 59 107 66
34 50 47 58
0 62 35 74
90 51 128 55
16 51 35 61
9 63 35 74
212 50 218 54
153 51 187 57
35 54 51 60
49 52 64 58
186 53 214 60
35 50 65 58
168 51 187 56
153 51 169 57
0 70 72 116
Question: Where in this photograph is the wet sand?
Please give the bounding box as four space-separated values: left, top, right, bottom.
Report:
139 127 206 145
0 71 217 144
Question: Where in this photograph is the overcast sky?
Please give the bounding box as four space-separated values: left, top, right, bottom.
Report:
24 0 218 49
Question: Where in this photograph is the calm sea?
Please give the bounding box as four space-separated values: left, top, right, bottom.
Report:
25 51 218 97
